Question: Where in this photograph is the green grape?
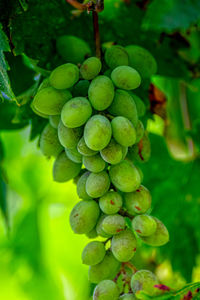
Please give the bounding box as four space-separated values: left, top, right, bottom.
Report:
33 87 72 115
104 69 112 77
105 45 129 69
88 250 121 283
109 160 141 193
82 241 106 265
56 35 91 64
65 147 82 163
135 120 144 143
128 92 146 117
86 171 110 198
80 57 102 80
135 166 143 182
121 146 128 160
73 169 85 185
86 227 98 239
140 218 169 246
70 200 100 234
119 293 137 300
102 214 126 235
124 185 151 215
49 63 79 89
111 116 136 147
61 97 92 128
125 45 157 78
132 215 157 237
100 139 123 165
88 76 115 110
83 154 106 173
72 80 90 97
93 280 119 300
128 132 151 163
131 270 160 298
49 115 60 129
38 77 50 92
31 101 49 118
77 137 98 157
96 215 113 238
76 172 92 200
99 191 123 215
111 66 141 90
53 152 82 182
84 115 112 151
108 89 138 127
40 123 63 157
58 121 83 149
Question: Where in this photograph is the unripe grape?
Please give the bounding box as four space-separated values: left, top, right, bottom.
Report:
111 229 137 262
80 57 102 80
58 121 83 149
83 154 106 173
77 137 98 157
109 160 141 192
121 146 128 160
93 280 119 300
73 169 85 185
38 77 50 92
86 227 98 239
40 124 63 157
31 101 49 118
61 97 92 128
132 215 157 237
100 139 123 165
131 270 160 297
108 89 138 127
88 75 114 110
49 63 79 89
140 218 169 246
70 200 100 234
128 92 146 117
86 171 110 198
49 115 60 129
33 87 72 115
72 80 90 97
76 171 92 200
119 294 137 300
65 147 82 163
53 152 81 182
99 191 123 215
111 66 141 90
84 115 112 151
111 116 136 147
135 120 144 143
82 241 106 265
124 185 151 215
105 45 129 69
102 214 126 235
96 215 113 238
128 132 151 163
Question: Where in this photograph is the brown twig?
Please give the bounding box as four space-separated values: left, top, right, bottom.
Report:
92 10 101 59
66 0 87 10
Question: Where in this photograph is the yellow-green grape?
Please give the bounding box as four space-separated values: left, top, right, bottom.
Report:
108 89 138 127
140 218 169 246
88 250 121 283
70 200 100 234
72 80 90 97
111 116 136 147
83 154 106 173
132 215 157 237
105 45 129 69
61 97 92 128
128 92 146 117
77 137 98 157
33 87 72 115
56 35 91 64
109 160 141 192
96 215 113 238
111 66 141 90
40 123 63 157
128 132 151 163
100 139 124 165
125 45 157 78
135 166 144 182
49 63 79 89
102 214 126 235
86 171 110 198
86 227 98 239
131 270 160 298
121 146 128 160
119 294 137 300
82 241 106 265
135 120 144 143
53 152 82 182
80 57 102 80
49 115 60 129
31 101 49 118
111 229 137 262
58 121 83 149
88 76 115 110
65 147 82 163
77 172 92 200
99 191 123 215
73 169 85 185
124 185 151 215
84 115 112 151
93 280 119 300
38 77 50 92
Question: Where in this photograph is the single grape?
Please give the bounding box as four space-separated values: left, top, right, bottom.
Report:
109 160 141 192
128 92 146 117
84 115 112 151
100 139 123 165
86 227 98 239
70 200 100 234
124 185 151 215
121 146 128 161
49 115 60 129
135 120 144 143
102 214 126 235
132 215 157 237
96 215 113 238
49 63 79 89
111 66 141 90
119 293 137 300
31 101 49 118
53 151 82 182
105 45 129 69
111 116 136 147
40 123 63 157
82 241 106 265
65 147 82 163
58 121 83 149
72 80 90 97
77 137 98 157
83 154 106 173
88 75 115 110
140 218 169 246
80 57 102 80
76 171 92 200
99 191 123 215
38 77 50 92
86 171 110 198
128 132 151 163
93 280 119 300
111 229 137 262
131 270 160 297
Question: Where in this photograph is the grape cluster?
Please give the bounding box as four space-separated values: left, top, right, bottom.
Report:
32 35 169 299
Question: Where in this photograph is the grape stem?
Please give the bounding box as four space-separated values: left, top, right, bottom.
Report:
92 10 101 59
119 209 134 219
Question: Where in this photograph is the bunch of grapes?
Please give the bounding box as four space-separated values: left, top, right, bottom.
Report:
32 35 169 299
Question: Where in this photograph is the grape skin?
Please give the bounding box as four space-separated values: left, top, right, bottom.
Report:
83 154 106 173
86 171 110 198
93 280 119 300
105 45 129 69
80 57 102 80
50 63 79 89
131 269 160 297
124 185 151 215
76 171 92 200
119 294 137 299
111 116 137 147
100 139 124 165
99 191 123 215
40 123 63 157
82 241 106 266
58 121 83 149
102 214 126 235
65 147 82 163
77 137 98 157
49 115 60 129
132 215 157 237
111 66 141 90
96 215 113 238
